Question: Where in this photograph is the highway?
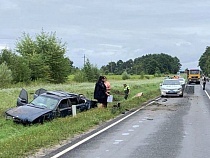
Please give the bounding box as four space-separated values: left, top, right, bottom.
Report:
43 82 210 158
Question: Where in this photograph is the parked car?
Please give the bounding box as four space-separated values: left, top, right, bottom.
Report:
179 77 186 85
160 79 183 97
5 89 97 125
178 77 186 89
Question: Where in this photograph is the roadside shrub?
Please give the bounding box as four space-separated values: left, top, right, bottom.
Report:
73 71 87 83
122 71 130 80
154 73 161 77
145 75 150 79
140 72 144 79
0 62 13 88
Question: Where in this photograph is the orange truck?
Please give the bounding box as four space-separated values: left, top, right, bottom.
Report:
186 69 201 84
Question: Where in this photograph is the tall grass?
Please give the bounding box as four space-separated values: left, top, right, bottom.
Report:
0 77 163 158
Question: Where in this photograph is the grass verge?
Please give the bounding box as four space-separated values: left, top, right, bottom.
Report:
0 78 162 158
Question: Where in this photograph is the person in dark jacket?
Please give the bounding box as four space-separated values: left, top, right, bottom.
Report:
203 76 207 90
94 76 108 108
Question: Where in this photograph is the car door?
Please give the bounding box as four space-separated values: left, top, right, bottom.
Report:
34 88 47 99
16 88 28 107
57 99 72 117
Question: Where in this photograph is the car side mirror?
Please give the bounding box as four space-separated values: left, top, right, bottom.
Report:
20 98 27 103
160 83 162 86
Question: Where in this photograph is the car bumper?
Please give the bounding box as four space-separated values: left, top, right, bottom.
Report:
161 89 183 96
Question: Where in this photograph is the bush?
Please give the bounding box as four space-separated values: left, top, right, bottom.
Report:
140 72 144 79
145 75 150 79
0 62 13 88
73 71 87 83
122 71 130 80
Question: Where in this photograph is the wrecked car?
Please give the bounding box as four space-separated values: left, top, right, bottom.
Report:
5 88 97 125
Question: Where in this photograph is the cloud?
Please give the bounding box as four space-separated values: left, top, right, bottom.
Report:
175 41 192 47
181 60 200 70
0 44 10 50
0 1 18 10
98 44 123 49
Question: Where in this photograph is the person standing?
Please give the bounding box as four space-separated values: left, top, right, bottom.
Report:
94 76 108 108
104 76 111 95
203 76 206 90
123 84 130 100
104 76 112 105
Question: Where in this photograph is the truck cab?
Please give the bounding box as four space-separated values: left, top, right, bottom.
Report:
187 69 201 84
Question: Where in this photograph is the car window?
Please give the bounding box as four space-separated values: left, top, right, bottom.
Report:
70 97 78 105
59 99 71 109
163 80 180 85
31 95 59 110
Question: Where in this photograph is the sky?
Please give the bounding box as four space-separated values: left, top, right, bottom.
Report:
0 0 210 70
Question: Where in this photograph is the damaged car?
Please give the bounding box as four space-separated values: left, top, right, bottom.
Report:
5 88 97 125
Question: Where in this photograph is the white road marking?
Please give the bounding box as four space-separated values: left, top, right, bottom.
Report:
115 140 123 142
201 84 210 99
50 100 156 158
113 139 124 145
132 125 139 128
122 133 130 136
205 90 210 99
128 129 134 132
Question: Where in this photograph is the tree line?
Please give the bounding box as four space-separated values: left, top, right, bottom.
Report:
199 46 210 76
101 53 181 75
0 30 182 87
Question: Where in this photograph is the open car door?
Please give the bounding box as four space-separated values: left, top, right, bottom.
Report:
34 88 47 99
16 88 28 107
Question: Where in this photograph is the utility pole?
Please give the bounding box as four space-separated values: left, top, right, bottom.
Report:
83 54 86 67
111 61 113 73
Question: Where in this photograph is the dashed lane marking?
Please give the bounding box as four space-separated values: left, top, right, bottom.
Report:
50 99 157 158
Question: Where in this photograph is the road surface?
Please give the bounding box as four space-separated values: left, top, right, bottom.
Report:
43 82 210 158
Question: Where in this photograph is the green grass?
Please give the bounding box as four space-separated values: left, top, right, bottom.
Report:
0 77 163 158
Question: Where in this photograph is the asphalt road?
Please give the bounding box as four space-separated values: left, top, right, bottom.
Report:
43 82 210 158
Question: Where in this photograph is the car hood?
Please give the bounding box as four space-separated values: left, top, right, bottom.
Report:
5 105 52 122
179 81 185 85
161 85 182 89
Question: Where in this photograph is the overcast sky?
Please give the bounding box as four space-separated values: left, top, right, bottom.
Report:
1 0 210 70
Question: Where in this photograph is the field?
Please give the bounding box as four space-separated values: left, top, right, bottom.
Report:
0 76 164 158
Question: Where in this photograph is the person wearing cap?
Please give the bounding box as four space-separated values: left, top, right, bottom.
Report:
123 84 130 100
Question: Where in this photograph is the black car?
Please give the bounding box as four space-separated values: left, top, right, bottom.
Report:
5 88 97 125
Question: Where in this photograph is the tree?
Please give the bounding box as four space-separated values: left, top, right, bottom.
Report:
199 46 210 75
100 53 181 75
82 59 100 82
0 49 31 83
16 30 72 83
0 62 13 88
11 56 31 83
